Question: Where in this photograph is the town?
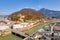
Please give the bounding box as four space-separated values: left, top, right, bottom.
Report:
0 15 60 40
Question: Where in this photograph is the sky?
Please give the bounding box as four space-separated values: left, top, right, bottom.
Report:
0 0 60 15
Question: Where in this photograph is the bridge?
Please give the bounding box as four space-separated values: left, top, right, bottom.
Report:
10 29 29 38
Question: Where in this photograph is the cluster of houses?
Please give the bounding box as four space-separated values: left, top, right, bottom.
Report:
24 22 60 40
0 16 43 36
0 21 11 36
0 16 60 40
0 17 16 36
0 16 48 39
11 20 41 31
37 22 60 40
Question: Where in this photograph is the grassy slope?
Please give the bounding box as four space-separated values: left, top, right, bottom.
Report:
0 34 23 40
22 22 50 35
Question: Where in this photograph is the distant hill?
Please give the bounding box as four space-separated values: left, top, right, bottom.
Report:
0 15 8 17
8 8 47 22
39 8 60 18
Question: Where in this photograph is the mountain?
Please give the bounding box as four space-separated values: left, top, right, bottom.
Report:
8 8 47 22
39 8 60 18
0 15 8 17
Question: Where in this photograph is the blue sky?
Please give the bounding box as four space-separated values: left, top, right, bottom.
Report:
0 0 60 15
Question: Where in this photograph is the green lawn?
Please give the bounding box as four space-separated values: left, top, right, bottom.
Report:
23 22 50 35
0 34 23 40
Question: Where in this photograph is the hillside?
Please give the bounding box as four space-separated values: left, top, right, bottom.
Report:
39 8 60 18
8 8 47 22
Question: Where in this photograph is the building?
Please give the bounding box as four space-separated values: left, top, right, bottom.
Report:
0 25 9 30
0 25 11 35
12 22 28 30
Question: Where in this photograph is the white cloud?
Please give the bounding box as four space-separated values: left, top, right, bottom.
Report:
37 5 43 10
0 10 13 15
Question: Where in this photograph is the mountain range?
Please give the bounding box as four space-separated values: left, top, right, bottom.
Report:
1 8 60 21
39 8 60 18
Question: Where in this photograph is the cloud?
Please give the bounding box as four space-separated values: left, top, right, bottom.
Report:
37 5 43 9
0 10 13 15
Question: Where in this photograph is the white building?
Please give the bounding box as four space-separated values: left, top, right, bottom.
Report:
0 25 11 35
0 25 9 31
13 22 28 29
